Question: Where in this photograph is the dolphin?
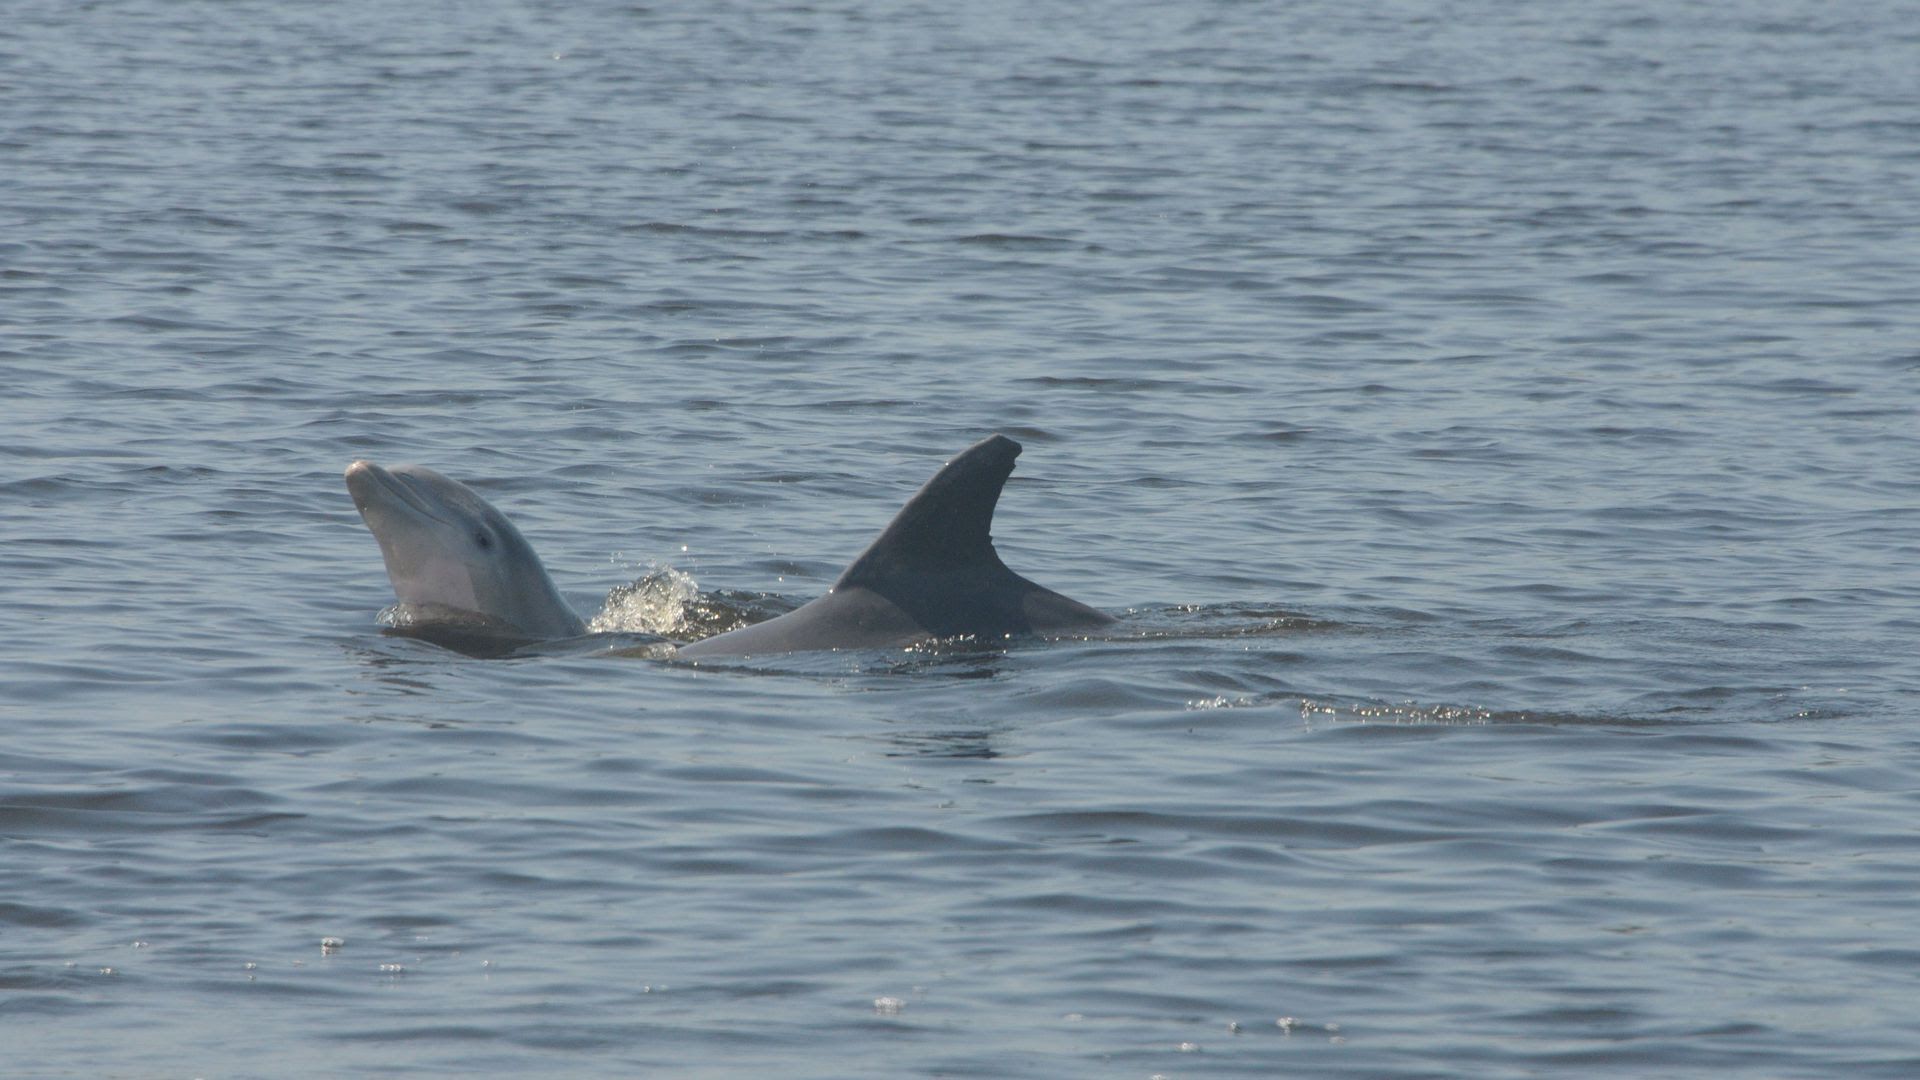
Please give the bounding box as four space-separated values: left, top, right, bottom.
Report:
345 460 587 649
677 434 1113 659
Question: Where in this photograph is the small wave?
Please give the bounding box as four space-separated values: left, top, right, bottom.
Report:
1126 603 1339 640
949 233 1078 250
1174 691 1653 727
1296 697 1651 727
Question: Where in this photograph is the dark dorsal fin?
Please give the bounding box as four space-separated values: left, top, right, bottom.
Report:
836 434 1021 587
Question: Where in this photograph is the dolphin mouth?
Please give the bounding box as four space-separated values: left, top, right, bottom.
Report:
345 460 460 530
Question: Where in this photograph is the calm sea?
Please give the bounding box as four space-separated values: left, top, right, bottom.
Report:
4 0 1918 1076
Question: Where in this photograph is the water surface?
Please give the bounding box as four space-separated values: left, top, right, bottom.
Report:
4 1 1919 1076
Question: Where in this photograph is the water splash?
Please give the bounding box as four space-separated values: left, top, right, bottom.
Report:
589 565 797 640
589 565 703 636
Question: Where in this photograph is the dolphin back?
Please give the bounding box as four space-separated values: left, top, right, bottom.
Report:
679 434 1111 659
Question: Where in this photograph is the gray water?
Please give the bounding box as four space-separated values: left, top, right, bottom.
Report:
5 0 1919 1075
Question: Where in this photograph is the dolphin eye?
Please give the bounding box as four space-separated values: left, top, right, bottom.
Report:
474 531 493 550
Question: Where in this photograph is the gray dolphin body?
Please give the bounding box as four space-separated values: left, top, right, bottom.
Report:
345 460 587 647
677 434 1113 659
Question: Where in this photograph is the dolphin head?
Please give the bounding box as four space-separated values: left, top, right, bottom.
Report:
345 460 586 642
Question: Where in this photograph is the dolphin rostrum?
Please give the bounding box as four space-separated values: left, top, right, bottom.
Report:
677 434 1112 659
345 460 586 648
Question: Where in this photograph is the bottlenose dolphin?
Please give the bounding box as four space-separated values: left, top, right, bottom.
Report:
677 434 1112 659
345 460 587 647
346 436 1111 658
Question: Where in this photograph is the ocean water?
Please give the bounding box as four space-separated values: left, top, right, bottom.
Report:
5 0 1919 1075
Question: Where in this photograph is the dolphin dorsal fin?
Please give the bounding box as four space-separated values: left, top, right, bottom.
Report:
836 434 1021 586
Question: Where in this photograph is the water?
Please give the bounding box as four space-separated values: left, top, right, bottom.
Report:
5 0 1919 1075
